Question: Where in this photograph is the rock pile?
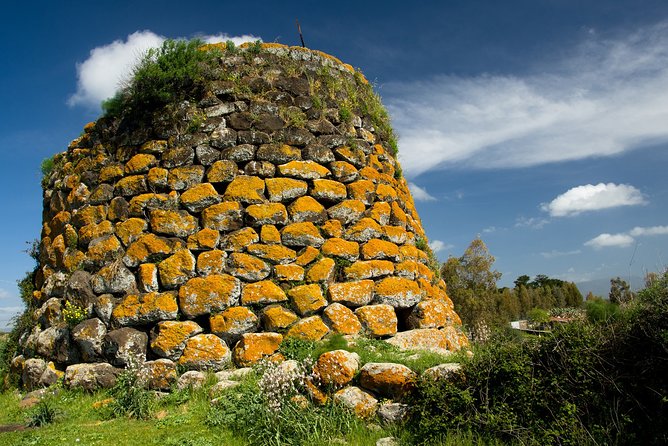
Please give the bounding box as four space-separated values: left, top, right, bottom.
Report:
13 43 467 391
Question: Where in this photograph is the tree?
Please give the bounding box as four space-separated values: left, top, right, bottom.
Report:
441 237 501 330
514 275 530 289
609 277 634 305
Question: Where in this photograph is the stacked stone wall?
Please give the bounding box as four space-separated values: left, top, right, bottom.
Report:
15 44 467 390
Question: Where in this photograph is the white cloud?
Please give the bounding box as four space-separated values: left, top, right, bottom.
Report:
388 21 668 177
482 226 498 234
0 306 23 331
0 288 11 299
584 233 635 249
408 182 436 201
68 31 260 109
629 225 668 236
515 216 550 229
540 249 582 259
541 183 646 217
429 240 452 253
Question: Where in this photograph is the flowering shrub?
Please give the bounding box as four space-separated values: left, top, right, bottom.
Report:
62 301 86 327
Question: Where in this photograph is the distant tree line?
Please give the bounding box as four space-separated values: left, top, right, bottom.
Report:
441 237 583 335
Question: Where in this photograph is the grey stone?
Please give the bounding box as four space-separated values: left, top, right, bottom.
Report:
422 363 463 381
195 145 220 165
64 363 121 391
92 260 136 294
221 144 255 162
377 402 410 424
176 370 207 391
103 327 148 367
71 318 107 362
22 358 46 391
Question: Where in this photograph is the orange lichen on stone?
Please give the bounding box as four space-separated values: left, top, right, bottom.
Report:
196 250 227 276
386 328 456 353
335 146 366 168
361 239 400 261
180 183 221 212
327 200 366 225
260 225 281 244
178 274 241 318
128 193 177 217
375 184 398 202
99 164 124 182
187 228 220 250
355 304 397 337
305 257 336 283
277 160 330 179
246 203 288 226
210 307 258 338
247 243 297 264
138 263 158 292
125 154 157 174
150 209 198 238
220 227 259 252
287 196 326 222
112 291 179 326
232 332 283 367
274 264 305 281
346 180 376 205
322 303 362 335
79 220 114 246
288 284 327 316
382 226 408 244
345 218 384 242
178 334 231 371
241 280 287 305
358 363 416 398
321 238 359 261
207 160 237 183
333 386 378 419
329 161 359 183
115 218 147 246
343 260 394 280
48 211 71 236
328 280 375 307
226 252 271 281
261 305 299 331
281 222 325 247
145 359 178 390
72 205 107 227
286 316 329 341
158 249 196 289
399 244 420 262
147 167 169 189
223 175 265 203
407 300 451 329
321 219 343 238
202 202 243 231
310 179 347 202
140 140 168 154
265 177 308 202
374 276 423 309
295 246 320 266
115 175 147 196
313 350 360 388
395 260 419 280
150 320 202 359
390 202 407 227
366 202 391 225
167 165 205 190
416 262 434 282
87 235 123 263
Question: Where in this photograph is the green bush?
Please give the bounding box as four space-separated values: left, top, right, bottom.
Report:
102 39 221 121
27 397 61 427
106 364 156 419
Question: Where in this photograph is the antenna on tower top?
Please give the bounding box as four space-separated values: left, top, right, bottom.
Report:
296 19 306 47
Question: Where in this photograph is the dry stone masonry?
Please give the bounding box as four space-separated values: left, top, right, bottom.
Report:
14 43 467 392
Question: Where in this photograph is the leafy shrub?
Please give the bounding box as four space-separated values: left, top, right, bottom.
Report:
62 300 87 327
585 297 619 322
102 39 221 121
106 361 155 419
279 337 316 362
27 397 60 427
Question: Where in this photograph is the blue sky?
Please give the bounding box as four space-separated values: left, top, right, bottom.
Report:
2 0 668 329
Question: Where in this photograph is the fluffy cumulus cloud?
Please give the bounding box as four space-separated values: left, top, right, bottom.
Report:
387 21 668 177
428 240 452 253
68 31 259 109
585 225 668 249
585 233 635 249
541 183 646 217
408 182 436 201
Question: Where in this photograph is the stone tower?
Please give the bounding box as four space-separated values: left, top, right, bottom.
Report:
16 43 466 390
